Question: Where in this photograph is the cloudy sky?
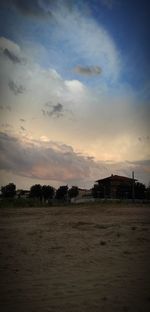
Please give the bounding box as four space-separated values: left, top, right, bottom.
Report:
0 0 150 189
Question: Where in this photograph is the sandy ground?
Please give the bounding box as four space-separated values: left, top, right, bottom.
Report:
0 203 150 312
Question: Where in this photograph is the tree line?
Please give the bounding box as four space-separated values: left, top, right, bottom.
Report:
1 181 150 201
0 183 79 201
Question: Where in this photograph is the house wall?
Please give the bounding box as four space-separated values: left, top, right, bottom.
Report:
98 179 133 199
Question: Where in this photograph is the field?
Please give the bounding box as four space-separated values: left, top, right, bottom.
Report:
0 203 150 312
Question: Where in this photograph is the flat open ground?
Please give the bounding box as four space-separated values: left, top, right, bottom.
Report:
0 203 150 312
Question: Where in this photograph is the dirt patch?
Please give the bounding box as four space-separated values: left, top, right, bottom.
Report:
0 204 150 312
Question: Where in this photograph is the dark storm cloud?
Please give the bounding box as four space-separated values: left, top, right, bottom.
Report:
48 103 63 117
0 132 149 185
0 0 54 18
74 65 102 76
0 132 102 182
3 48 22 64
42 102 64 118
0 45 26 65
0 132 17 143
8 80 25 95
0 0 77 18
0 132 29 172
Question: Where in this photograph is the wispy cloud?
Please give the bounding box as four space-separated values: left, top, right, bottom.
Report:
74 65 102 76
6 105 11 111
0 104 11 111
0 123 13 129
20 118 26 122
0 36 149 185
52 3 121 82
138 136 150 143
20 126 26 131
8 80 25 95
100 0 115 9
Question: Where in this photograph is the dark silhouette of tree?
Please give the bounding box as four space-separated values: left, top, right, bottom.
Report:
1 183 16 198
145 183 150 200
29 184 42 200
42 185 54 202
68 186 79 199
55 185 68 200
134 182 146 199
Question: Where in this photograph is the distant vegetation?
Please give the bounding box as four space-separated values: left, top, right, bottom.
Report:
1 183 16 198
0 181 150 208
0 183 79 207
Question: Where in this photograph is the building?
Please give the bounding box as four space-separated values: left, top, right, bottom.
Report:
16 190 30 199
71 188 93 203
95 174 136 199
78 188 92 198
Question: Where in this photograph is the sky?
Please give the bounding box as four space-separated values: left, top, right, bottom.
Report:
0 0 150 189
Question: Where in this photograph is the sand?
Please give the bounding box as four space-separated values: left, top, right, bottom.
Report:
0 203 150 312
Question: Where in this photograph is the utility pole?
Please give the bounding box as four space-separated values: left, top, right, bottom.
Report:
132 171 135 202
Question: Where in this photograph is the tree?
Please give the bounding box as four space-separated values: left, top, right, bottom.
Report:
42 185 54 202
29 184 42 200
55 185 68 200
68 186 79 199
145 183 150 200
135 182 146 199
1 183 16 198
